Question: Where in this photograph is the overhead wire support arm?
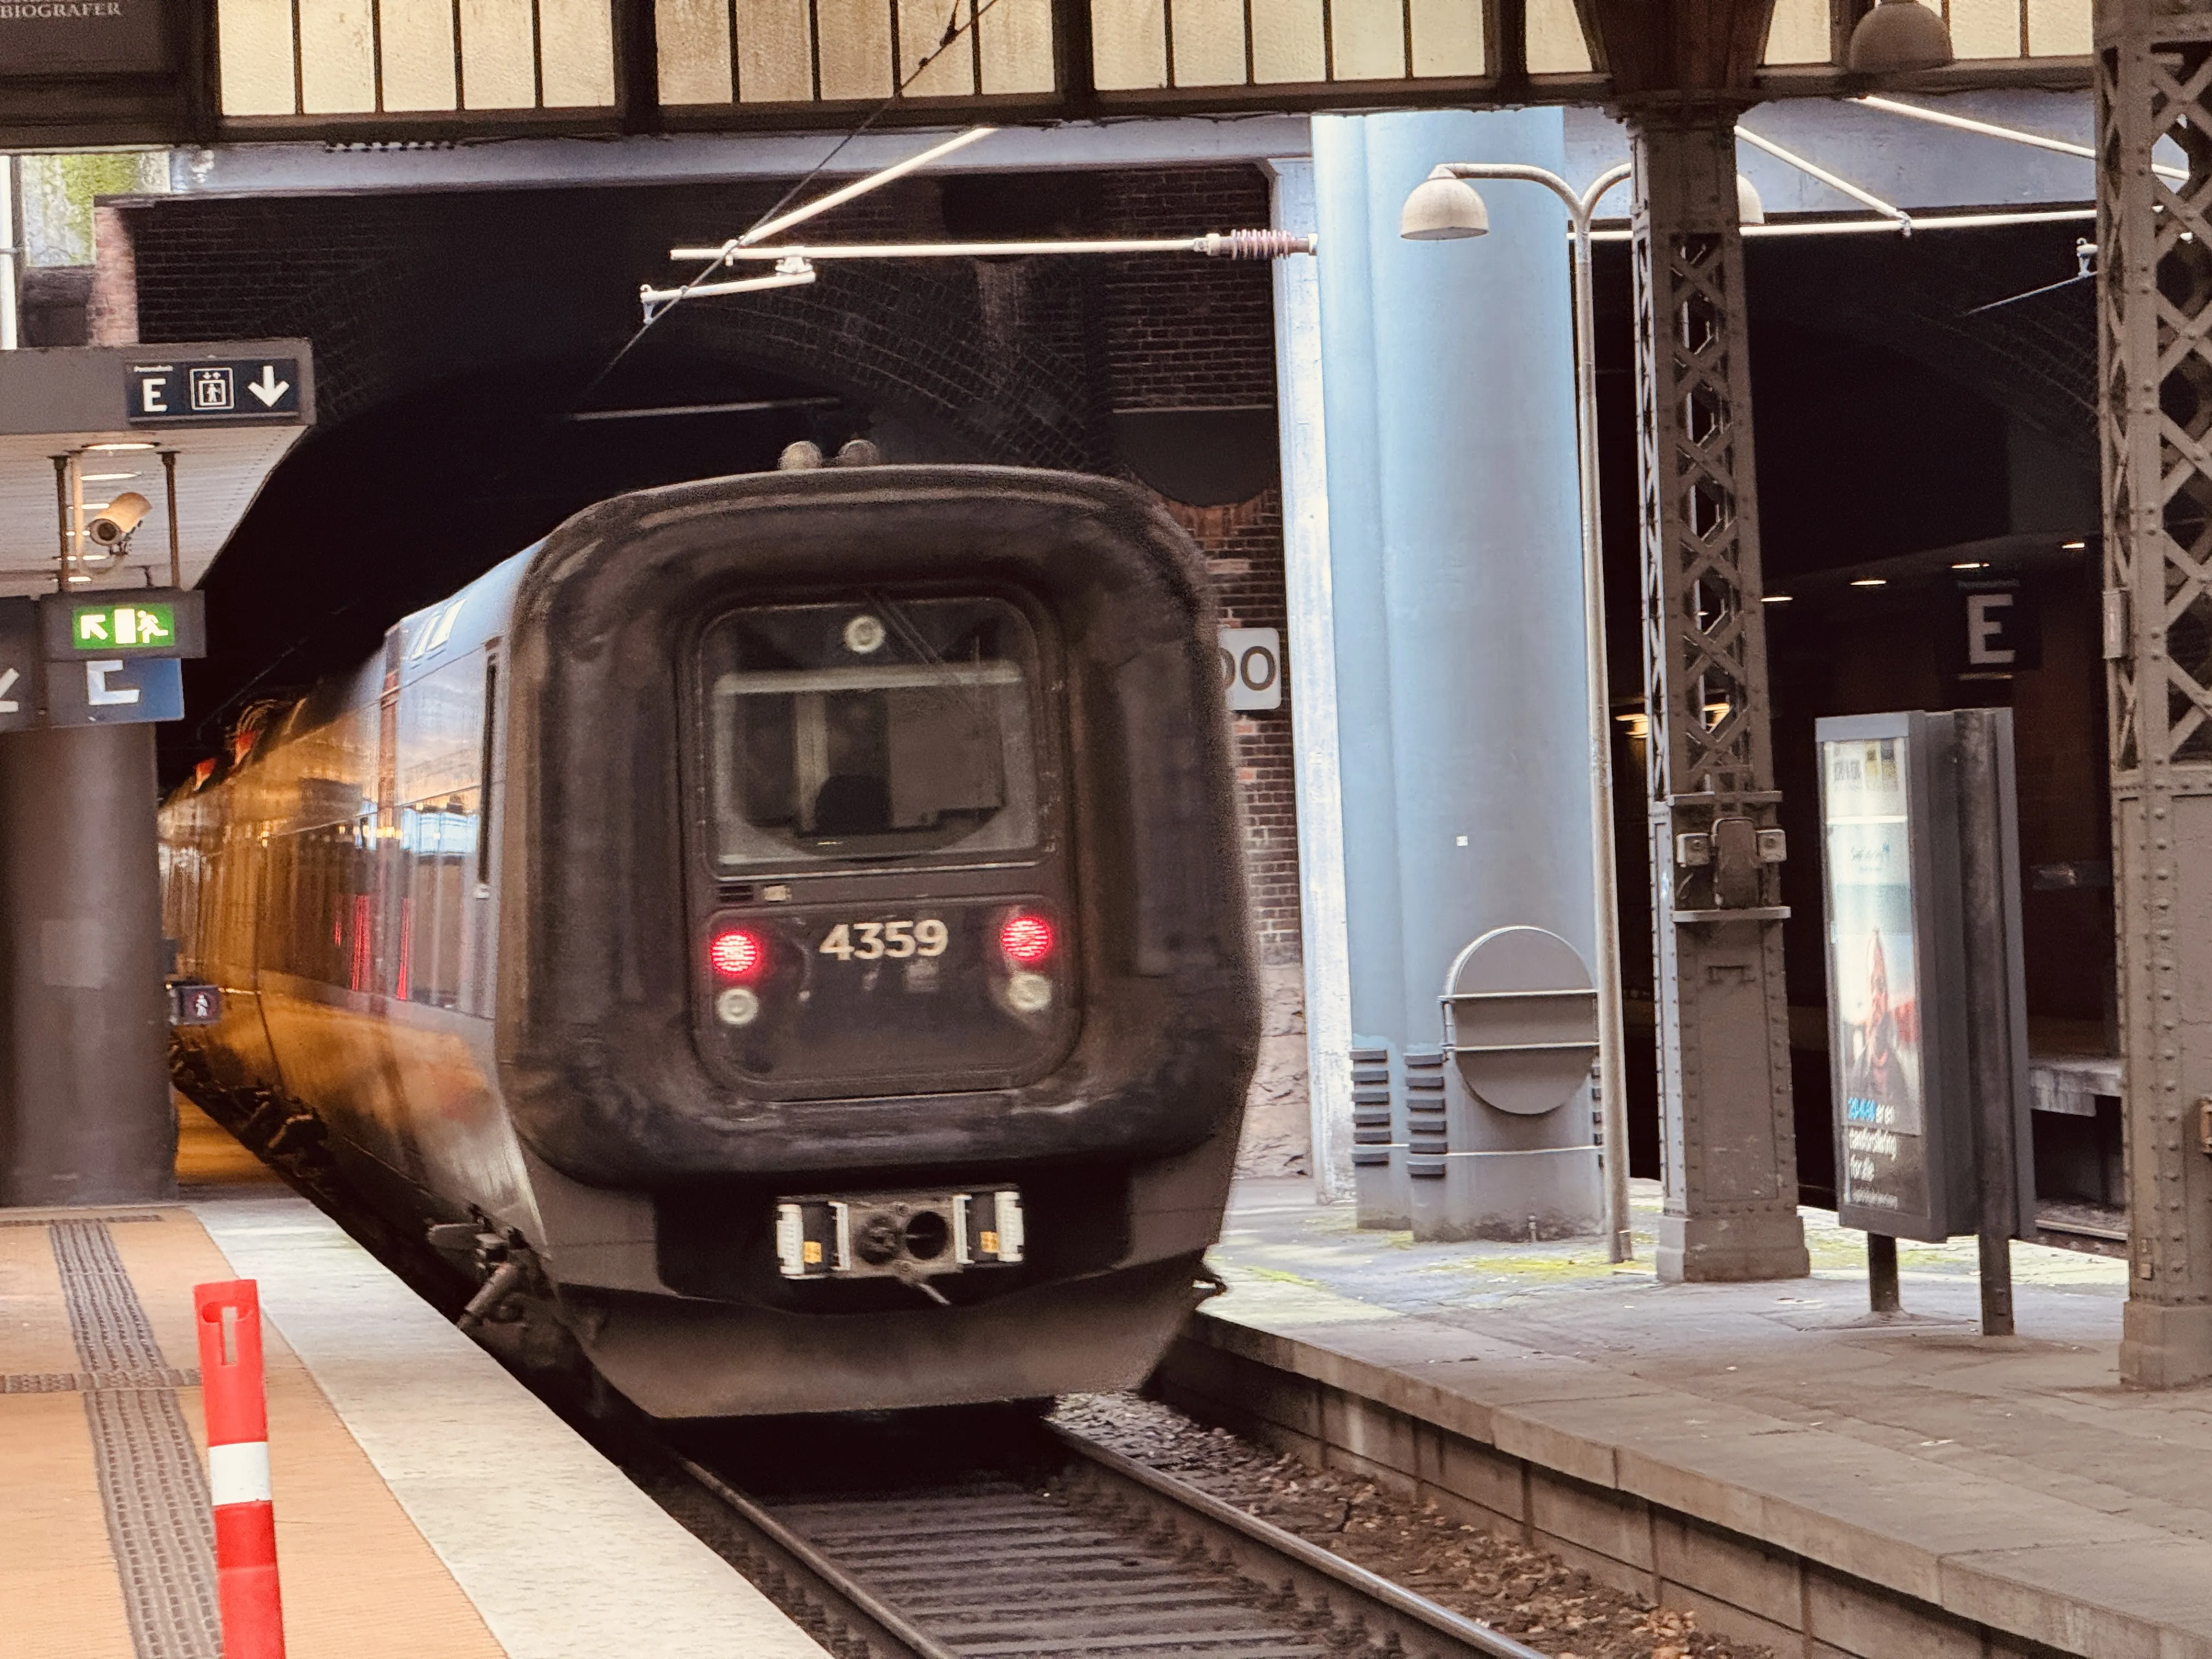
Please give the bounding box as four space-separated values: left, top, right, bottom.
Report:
639 257 817 317
1855 93 2188 183
1588 207 2095 242
1735 125 1913 230
667 230 1316 264
732 125 1000 249
635 125 997 324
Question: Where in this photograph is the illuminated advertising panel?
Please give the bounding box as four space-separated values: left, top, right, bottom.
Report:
1815 712 1976 1242
1821 732 1929 1221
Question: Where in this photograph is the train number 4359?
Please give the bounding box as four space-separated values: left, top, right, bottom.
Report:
819 919 950 961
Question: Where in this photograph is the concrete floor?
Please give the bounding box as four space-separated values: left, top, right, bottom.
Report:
1209 1180 2212 1578
1218 1175 2126 1330
1194 1179 2212 1650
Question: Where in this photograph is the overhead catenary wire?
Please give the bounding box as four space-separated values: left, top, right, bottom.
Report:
1961 268 2094 314
1961 236 2098 316
570 0 1013 408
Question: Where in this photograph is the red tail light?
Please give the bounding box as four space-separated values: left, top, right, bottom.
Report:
709 927 767 980
998 912 1056 966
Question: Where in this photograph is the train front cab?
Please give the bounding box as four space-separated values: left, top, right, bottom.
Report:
505 467 1259 1417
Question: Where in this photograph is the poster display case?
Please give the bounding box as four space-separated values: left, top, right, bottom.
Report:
1815 712 1978 1241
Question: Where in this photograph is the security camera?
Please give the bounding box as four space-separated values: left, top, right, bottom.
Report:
86 492 151 548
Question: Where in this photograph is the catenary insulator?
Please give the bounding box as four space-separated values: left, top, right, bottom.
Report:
1196 229 1318 259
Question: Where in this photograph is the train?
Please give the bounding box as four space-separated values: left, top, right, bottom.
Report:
161 464 1258 1417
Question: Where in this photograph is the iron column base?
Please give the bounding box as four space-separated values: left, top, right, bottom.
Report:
1656 1211 1809 1284
2120 1301 2212 1390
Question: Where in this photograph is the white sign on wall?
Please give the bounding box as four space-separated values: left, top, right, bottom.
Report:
1219 628 1283 711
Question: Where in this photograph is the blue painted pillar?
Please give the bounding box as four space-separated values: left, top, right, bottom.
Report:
1312 109 1604 1239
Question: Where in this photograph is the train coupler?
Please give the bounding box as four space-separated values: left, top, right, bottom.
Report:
774 1187 1025 1286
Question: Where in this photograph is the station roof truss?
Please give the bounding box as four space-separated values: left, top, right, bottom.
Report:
2 0 2095 151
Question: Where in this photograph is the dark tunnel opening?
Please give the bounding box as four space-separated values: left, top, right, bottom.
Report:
161 351 877 786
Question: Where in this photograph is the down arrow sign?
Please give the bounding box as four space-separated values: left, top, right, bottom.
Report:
249 365 290 407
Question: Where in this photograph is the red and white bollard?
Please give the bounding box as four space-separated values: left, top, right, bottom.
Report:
194 1278 286 1659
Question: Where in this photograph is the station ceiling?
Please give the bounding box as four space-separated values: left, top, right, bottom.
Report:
0 343 312 600
2 0 2095 150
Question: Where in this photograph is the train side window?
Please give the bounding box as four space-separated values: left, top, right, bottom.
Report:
396 651 490 806
399 794 473 1009
701 597 1042 871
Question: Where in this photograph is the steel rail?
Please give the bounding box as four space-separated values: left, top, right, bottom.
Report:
672 1421 1554 1659
674 1453 961 1659
1048 1423 1554 1659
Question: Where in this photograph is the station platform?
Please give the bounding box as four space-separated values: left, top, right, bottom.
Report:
1163 1177 2205 1659
2 1112 827 1659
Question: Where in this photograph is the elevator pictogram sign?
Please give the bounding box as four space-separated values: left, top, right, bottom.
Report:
128 358 301 423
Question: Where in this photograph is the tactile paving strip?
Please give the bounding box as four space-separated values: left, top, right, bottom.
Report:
1 1368 201 1393
0 1212 162 1226
47 1218 222 1659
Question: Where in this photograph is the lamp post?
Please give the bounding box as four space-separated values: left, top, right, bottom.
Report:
1399 161 1762 1264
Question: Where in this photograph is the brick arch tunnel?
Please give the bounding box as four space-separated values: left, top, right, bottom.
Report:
118 160 1314 1173
122 166 1280 770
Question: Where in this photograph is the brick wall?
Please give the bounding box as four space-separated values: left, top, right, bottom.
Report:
1096 167 1301 965
1096 171 1280 411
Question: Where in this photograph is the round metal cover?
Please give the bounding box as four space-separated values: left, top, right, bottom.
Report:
1443 926 1599 1116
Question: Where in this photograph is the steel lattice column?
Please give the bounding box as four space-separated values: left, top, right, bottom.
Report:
1630 108 1809 1283
2099 0 2212 1387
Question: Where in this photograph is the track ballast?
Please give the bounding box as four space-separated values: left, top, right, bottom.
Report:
676 1414 1551 1659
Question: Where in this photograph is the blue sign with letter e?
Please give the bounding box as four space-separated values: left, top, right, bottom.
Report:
44 656 184 727
0 597 39 735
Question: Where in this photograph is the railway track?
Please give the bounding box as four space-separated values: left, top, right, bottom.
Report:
677 1419 1551 1659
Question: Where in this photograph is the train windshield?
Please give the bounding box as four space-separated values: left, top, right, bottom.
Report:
702 596 1041 871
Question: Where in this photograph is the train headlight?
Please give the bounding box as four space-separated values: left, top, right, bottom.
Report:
1006 972 1053 1013
998 912 1055 966
708 927 767 981
715 986 761 1026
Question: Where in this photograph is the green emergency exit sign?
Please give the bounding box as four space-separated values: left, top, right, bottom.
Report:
36 587 205 661
70 602 174 650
